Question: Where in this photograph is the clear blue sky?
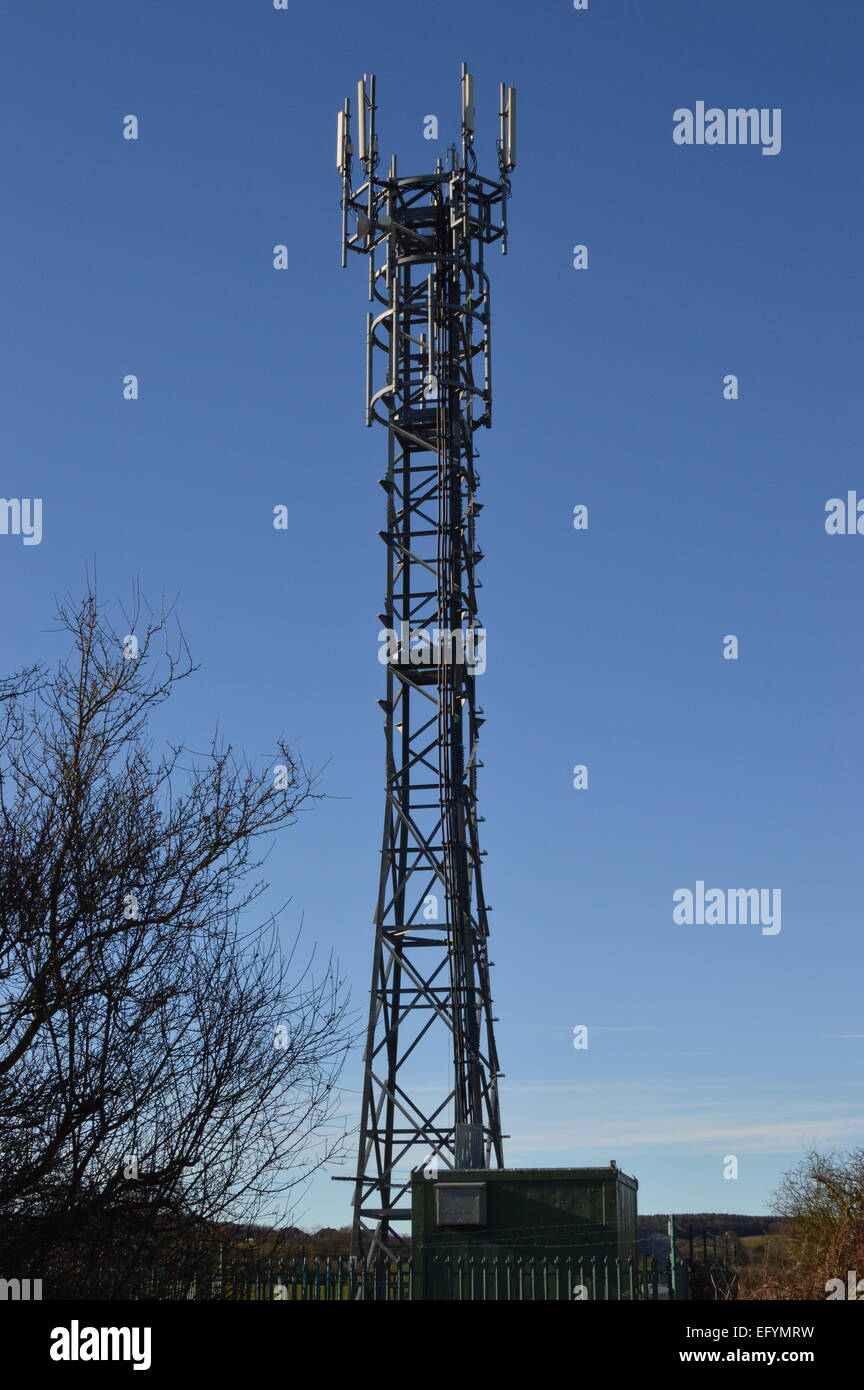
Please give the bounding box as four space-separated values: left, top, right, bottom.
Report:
2 0 861 1228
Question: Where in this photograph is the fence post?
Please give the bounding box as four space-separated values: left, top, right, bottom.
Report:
668 1215 678 1301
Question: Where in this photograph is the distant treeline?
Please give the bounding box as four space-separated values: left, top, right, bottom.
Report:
216 1224 358 1259
639 1214 775 1238
228 1214 778 1259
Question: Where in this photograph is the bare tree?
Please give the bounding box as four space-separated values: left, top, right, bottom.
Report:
0 585 351 1296
738 1148 864 1300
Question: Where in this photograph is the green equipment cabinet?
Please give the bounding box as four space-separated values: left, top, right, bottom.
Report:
411 1166 638 1300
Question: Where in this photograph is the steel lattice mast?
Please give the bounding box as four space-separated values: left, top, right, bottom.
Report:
337 66 516 1262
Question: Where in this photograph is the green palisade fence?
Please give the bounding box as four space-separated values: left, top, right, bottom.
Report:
126 1251 737 1301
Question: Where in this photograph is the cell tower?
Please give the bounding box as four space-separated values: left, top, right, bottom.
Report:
337 65 516 1262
